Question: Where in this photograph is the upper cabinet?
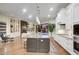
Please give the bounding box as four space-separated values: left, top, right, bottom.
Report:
73 4 79 23
56 4 73 24
56 8 66 24
55 4 73 35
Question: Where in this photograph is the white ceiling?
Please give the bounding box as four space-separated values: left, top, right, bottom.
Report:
0 3 69 23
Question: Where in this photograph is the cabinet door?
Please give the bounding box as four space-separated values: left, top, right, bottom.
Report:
27 38 37 52
38 38 50 53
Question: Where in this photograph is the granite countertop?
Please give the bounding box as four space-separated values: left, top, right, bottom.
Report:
27 32 49 38
57 34 73 39
27 32 73 39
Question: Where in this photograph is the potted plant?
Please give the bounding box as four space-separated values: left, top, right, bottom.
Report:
48 23 55 36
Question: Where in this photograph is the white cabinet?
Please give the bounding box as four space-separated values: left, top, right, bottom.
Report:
73 4 79 22
53 34 76 55
56 4 73 36
56 8 66 24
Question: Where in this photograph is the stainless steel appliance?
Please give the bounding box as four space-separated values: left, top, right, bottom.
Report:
73 24 79 54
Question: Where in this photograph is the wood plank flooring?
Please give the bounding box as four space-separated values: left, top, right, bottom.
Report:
0 37 70 55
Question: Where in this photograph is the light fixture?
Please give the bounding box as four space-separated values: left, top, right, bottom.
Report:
36 16 40 24
22 8 27 13
58 14 61 17
48 15 51 18
28 14 32 19
49 8 53 11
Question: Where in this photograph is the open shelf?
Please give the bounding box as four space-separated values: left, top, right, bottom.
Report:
0 22 6 33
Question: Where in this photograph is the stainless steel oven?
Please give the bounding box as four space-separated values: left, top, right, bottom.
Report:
73 24 79 54
74 36 79 54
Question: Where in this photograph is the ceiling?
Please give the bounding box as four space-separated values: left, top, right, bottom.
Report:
0 3 70 23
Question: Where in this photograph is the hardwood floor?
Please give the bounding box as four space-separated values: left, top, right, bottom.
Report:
0 37 70 55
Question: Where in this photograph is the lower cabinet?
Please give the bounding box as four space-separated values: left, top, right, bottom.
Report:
53 34 76 54
27 38 50 53
27 38 37 52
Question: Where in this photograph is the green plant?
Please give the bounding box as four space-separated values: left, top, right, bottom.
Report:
48 23 55 36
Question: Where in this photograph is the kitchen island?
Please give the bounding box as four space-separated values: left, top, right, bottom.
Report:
27 33 50 53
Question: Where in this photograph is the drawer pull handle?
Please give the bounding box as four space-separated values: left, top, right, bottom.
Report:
41 40 43 42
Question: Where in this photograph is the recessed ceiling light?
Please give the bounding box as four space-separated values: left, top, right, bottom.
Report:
28 15 32 19
48 15 51 18
58 14 61 17
22 8 27 13
49 8 53 11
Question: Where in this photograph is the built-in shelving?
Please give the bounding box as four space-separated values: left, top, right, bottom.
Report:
0 22 6 33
